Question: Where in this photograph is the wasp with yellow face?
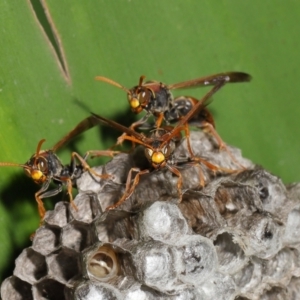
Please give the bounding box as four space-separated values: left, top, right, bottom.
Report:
0 116 117 224
95 71 251 130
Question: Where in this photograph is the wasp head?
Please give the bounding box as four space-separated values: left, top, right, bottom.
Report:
144 142 174 169
128 75 156 114
24 152 49 184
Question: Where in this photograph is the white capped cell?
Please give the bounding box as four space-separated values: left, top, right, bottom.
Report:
139 201 189 244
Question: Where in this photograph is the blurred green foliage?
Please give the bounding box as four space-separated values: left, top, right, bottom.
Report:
1 0 300 282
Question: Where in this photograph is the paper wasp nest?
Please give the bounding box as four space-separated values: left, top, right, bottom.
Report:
2 131 300 300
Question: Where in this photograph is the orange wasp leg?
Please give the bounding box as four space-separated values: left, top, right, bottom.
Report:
192 163 206 188
154 112 164 128
106 168 150 211
71 151 118 180
200 121 246 169
113 112 163 150
84 149 120 161
35 179 63 224
186 156 241 190
115 113 164 149
115 119 146 149
34 191 47 223
170 121 196 159
66 178 78 212
114 114 152 151
166 165 183 202
182 158 218 189
115 134 148 149
193 156 240 176
183 122 196 158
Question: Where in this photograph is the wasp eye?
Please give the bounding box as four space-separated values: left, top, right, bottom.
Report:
138 89 150 105
145 149 153 162
36 157 48 173
162 145 171 158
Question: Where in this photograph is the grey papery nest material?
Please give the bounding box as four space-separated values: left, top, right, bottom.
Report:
2 131 300 300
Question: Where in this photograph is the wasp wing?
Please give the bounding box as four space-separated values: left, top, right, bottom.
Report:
167 71 251 90
174 81 227 132
91 113 152 147
52 115 102 152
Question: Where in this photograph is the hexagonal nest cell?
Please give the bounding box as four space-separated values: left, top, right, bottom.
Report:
2 131 300 300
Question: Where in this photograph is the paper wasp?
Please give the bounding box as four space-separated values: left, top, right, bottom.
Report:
92 80 237 210
95 71 251 129
0 116 117 224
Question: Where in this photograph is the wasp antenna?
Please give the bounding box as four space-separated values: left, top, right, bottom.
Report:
95 76 131 95
36 139 46 156
0 162 26 168
138 75 146 87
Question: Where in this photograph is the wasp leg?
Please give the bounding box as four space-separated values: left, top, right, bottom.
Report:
183 122 197 158
166 165 183 202
192 156 241 178
200 121 246 169
192 163 206 187
34 179 51 222
115 114 149 149
106 168 149 211
65 178 78 212
154 112 164 128
86 149 120 160
35 181 63 224
181 156 241 192
182 158 216 189
71 151 116 180
30 182 64 240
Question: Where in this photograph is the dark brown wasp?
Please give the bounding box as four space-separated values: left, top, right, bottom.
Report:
0 116 118 224
95 71 251 130
92 80 237 211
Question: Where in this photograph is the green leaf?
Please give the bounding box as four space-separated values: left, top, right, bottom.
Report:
1 0 300 280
